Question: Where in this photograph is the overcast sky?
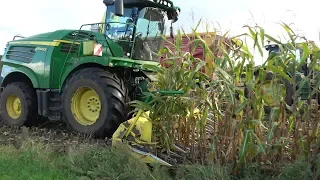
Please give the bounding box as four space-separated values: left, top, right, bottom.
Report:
0 0 319 64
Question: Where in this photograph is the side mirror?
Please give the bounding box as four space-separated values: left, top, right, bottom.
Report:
114 0 124 16
172 10 179 23
103 0 114 5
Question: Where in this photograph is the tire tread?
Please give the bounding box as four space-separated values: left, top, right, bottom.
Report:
61 67 129 137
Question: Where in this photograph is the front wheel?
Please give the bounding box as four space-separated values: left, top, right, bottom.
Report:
61 68 129 138
0 82 38 126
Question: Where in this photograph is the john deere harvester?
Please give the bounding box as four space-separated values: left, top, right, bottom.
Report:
253 41 320 109
0 0 181 139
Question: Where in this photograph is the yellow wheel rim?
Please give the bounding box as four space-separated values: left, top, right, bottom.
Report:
261 80 286 106
6 95 22 119
71 87 101 126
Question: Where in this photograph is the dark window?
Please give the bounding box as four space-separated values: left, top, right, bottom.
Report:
60 31 97 54
6 46 35 63
60 43 80 54
62 31 94 42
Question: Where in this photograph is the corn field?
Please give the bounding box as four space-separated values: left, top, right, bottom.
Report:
129 21 320 176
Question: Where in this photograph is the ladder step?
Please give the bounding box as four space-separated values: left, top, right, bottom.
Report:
48 116 61 121
50 97 60 102
49 107 61 111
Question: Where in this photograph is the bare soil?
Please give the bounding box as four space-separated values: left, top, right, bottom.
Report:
0 120 110 153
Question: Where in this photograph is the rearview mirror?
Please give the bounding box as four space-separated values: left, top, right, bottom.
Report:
114 0 124 16
103 0 114 5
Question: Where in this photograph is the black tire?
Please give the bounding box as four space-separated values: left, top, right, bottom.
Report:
0 82 38 126
61 68 129 138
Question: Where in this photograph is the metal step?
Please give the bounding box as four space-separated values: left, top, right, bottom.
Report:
50 97 60 102
48 116 61 121
49 106 61 111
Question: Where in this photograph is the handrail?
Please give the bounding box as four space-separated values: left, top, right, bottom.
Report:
58 22 136 89
12 34 25 41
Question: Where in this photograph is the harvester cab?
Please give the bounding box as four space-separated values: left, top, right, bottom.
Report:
263 42 320 104
99 0 180 61
264 43 281 54
264 42 308 75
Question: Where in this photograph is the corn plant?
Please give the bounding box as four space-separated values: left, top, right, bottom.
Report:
130 19 320 177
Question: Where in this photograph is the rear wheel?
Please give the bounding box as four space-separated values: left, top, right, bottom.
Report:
244 72 293 112
61 68 129 138
261 72 293 108
0 82 38 126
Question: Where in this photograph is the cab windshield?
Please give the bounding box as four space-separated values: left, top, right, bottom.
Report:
105 5 134 40
132 7 167 61
105 5 168 62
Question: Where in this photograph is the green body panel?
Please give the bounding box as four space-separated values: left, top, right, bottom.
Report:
106 39 123 57
0 43 53 88
0 29 160 90
58 56 159 89
0 64 40 88
109 57 159 68
42 47 54 88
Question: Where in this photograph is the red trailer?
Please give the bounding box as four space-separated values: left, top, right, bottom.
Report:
160 32 234 77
